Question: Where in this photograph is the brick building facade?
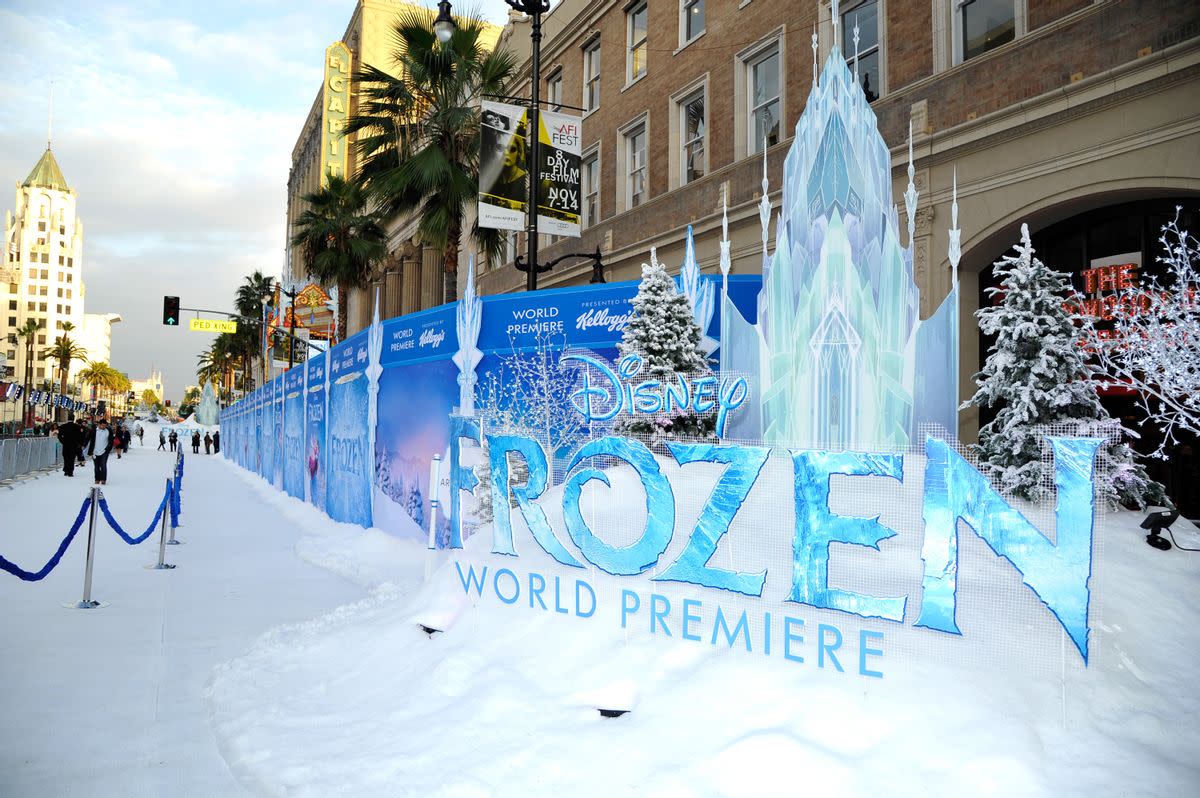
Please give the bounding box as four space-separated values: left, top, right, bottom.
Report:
477 0 1200 444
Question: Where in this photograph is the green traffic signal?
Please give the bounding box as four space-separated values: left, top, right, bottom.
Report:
163 296 180 326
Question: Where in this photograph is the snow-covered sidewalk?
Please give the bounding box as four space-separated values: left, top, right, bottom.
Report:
0 442 364 796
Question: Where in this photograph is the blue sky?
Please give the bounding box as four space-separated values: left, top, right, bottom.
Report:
0 0 522 401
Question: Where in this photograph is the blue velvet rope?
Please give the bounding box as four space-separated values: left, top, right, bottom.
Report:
99 485 170 545
0 498 93 581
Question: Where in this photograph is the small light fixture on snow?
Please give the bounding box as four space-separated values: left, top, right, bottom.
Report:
418 624 443 637
1140 508 1179 551
597 708 629 718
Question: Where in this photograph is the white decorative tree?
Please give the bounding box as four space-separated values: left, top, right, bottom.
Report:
963 225 1165 508
618 255 715 442
1087 209 1200 457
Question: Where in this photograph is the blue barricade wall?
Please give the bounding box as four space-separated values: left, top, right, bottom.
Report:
220 275 761 543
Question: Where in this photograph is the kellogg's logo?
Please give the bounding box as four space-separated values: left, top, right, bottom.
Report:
576 307 633 333
420 328 446 348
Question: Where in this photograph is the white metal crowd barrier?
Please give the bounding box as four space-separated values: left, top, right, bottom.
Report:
0 437 62 484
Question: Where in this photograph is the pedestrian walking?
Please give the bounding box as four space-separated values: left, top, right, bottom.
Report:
203 432 213 454
86 417 114 485
158 430 167 451
56 414 84 477
136 424 144 446
212 429 220 454
191 430 201 454
168 430 178 452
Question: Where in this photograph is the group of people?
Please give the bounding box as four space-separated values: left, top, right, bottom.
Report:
157 428 218 454
54 415 142 485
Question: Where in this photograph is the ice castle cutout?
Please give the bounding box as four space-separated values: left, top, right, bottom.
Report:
718 17 961 449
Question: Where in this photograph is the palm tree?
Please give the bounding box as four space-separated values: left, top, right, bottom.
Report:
14 319 40 425
345 7 516 303
41 321 88 420
235 271 275 384
290 175 386 339
78 360 110 408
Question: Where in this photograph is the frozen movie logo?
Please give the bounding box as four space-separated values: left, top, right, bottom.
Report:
419 327 446 349
563 353 749 438
575 307 632 333
508 306 563 337
449 419 1103 676
330 435 365 476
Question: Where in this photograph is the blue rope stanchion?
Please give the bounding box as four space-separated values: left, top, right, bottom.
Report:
99 485 171 546
0 498 92 581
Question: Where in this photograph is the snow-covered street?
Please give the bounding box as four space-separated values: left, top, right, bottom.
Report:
3 434 1200 797
0 438 365 796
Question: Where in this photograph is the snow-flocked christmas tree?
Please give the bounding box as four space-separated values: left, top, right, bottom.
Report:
963 224 1165 508
617 253 716 441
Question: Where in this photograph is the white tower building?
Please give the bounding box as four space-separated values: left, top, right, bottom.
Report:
2 145 87 393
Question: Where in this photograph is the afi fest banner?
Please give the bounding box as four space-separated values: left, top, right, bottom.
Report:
534 108 582 238
477 100 528 232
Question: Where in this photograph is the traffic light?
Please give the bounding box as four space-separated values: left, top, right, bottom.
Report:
163 296 180 326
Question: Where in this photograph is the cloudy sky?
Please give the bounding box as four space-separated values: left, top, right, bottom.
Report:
0 0 520 401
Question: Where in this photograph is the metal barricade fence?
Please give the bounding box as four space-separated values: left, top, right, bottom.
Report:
0 436 61 483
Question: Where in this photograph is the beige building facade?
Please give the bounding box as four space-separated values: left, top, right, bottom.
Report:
284 0 502 341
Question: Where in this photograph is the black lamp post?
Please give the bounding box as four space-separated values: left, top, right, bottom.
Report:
440 1 551 290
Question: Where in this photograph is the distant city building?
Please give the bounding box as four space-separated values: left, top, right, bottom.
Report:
130 369 165 404
76 312 121 377
2 142 121 406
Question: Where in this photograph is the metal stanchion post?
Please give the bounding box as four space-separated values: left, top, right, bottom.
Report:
66 487 107 609
148 478 176 570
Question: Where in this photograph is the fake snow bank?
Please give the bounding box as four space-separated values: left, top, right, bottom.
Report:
206 457 1200 798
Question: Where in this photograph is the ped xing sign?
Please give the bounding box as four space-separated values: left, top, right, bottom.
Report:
189 318 238 334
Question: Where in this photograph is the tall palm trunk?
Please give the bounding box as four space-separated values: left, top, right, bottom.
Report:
57 365 69 422
337 278 350 343
443 218 461 304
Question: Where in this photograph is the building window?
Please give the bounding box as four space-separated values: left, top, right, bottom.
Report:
40 270 47 279
57 288 63 298
546 70 563 111
39 287 47 296
27 302 35 311
36 367 44 379
680 90 706 185
582 149 600 228
6 317 14 328
66 289 71 299
58 255 64 265
66 274 73 283
627 2 648 82
36 335 45 345
624 123 648 209
40 253 48 263
59 225 65 235
39 302 47 311
56 304 63 313
7 300 14 310
681 0 705 45
843 0 881 102
748 45 781 154
27 269 35 279
38 221 46 231
37 237 45 246
56 320 64 330
959 0 1015 62
583 40 601 112
64 304 70 314
66 257 72 267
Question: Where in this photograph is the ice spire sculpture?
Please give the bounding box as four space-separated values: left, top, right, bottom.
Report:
758 144 771 273
812 27 819 86
678 225 718 356
453 255 483 415
948 168 961 280
367 286 384 491
904 121 918 248
719 197 732 299
722 26 960 449
194 380 220 426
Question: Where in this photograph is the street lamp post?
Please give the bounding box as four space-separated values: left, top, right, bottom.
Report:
438 1 551 291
